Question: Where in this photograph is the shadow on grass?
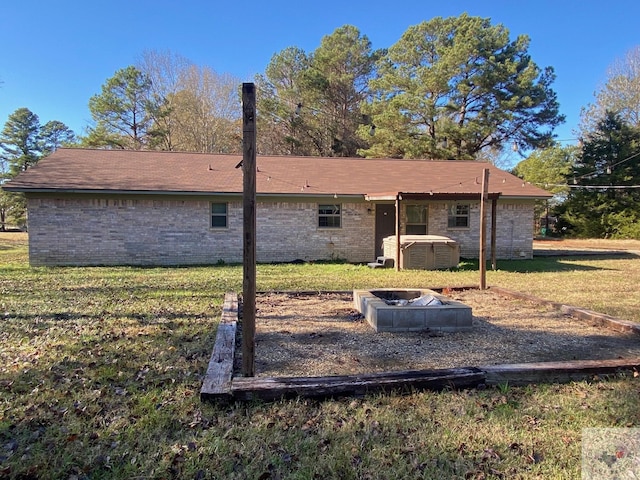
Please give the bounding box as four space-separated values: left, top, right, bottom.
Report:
456 255 626 273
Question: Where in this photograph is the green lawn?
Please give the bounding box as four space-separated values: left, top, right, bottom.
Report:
1 233 639 479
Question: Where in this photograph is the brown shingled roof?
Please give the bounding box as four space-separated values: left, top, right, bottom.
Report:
3 148 551 199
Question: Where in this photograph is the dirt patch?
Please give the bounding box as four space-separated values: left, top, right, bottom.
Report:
251 290 640 377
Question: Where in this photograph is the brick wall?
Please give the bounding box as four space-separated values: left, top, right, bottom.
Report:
26 195 534 266
255 201 374 263
425 200 535 259
26 196 375 266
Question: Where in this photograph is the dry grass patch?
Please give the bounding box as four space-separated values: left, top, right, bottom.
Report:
0 232 28 244
534 238 640 251
1 235 640 478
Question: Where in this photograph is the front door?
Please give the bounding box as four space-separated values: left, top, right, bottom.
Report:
374 204 396 258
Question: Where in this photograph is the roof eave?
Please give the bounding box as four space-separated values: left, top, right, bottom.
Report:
500 194 553 200
366 192 503 201
3 187 239 196
5 187 366 199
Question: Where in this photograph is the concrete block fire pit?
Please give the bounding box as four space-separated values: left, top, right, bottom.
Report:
353 288 472 333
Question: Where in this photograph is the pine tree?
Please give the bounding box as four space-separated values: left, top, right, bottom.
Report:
0 108 75 228
561 112 640 238
84 66 161 149
361 14 564 160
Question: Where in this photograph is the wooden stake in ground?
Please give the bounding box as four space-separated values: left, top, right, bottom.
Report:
479 168 490 290
242 83 256 377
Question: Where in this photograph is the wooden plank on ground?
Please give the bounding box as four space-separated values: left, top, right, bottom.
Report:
490 286 640 335
559 306 640 334
230 367 485 402
489 286 564 308
200 289 640 403
482 358 640 386
200 293 238 402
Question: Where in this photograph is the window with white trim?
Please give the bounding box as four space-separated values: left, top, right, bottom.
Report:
211 202 228 228
318 204 341 228
448 203 470 228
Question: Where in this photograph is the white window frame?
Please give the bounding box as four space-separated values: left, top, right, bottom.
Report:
318 204 341 228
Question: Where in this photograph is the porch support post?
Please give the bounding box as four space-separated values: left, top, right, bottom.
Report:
491 197 498 271
479 169 490 290
395 193 401 271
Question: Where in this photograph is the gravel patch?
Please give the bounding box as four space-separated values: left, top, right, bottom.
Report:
251 290 640 377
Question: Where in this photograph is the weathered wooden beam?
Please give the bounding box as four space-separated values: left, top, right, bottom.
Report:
200 293 238 402
242 82 257 377
489 286 564 308
559 306 640 334
490 286 640 335
201 289 640 404
230 367 485 402
482 359 640 386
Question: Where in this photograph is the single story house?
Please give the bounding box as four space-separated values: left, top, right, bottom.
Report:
2 148 551 266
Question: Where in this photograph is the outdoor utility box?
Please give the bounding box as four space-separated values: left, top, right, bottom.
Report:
383 235 460 270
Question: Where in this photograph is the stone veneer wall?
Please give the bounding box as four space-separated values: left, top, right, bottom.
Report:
26 196 375 266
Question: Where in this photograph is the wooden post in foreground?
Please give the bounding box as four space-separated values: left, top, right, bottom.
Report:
242 83 256 377
479 168 490 290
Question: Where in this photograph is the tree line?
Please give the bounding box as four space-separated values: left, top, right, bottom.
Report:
513 46 640 239
256 17 564 160
1 15 639 237
0 109 76 228
2 14 566 160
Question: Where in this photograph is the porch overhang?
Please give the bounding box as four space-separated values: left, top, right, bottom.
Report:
366 191 502 272
365 192 502 201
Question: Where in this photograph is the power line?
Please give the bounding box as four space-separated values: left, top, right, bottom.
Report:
531 180 640 190
574 149 640 181
568 184 640 189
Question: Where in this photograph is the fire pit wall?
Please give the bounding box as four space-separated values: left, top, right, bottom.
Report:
353 288 472 333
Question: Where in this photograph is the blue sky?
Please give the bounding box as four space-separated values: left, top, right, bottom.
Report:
1 0 638 149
